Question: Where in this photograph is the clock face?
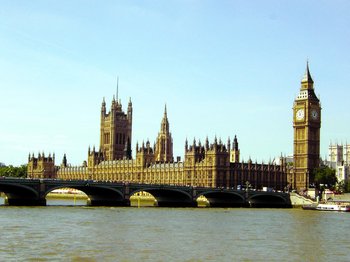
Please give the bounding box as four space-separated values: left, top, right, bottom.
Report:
296 109 305 120
311 109 318 120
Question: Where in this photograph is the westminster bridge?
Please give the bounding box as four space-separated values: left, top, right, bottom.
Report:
0 178 291 208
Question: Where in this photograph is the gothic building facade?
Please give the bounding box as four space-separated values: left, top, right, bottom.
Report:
325 143 350 183
100 96 133 161
28 86 288 190
292 63 321 190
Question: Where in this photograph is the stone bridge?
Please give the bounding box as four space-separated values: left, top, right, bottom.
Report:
0 178 291 208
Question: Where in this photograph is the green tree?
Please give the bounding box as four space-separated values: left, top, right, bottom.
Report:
0 165 27 178
335 180 346 193
312 166 337 189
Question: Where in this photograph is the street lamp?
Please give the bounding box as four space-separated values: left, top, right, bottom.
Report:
245 181 251 191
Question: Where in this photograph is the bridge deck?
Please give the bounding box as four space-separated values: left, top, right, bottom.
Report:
0 178 291 207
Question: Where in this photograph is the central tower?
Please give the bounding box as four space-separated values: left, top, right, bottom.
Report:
154 105 173 162
293 63 321 190
100 96 132 160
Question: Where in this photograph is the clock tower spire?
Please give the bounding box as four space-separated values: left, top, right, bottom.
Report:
292 62 321 190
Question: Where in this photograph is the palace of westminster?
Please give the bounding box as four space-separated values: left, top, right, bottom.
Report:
27 64 322 191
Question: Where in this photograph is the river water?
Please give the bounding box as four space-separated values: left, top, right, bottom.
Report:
0 198 350 262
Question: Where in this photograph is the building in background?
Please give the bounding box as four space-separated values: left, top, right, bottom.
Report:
324 143 350 183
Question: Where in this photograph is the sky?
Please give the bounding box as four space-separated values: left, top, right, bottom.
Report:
0 1 350 166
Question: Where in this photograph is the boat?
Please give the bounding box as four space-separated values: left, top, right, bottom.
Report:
315 202 350 212
302 201 350 212
302 204 318 210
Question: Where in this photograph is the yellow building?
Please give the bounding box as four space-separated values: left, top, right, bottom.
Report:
28 86 287 190
27 152 56 179
292 62 321 190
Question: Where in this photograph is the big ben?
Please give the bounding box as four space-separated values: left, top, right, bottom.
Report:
293 62 321 190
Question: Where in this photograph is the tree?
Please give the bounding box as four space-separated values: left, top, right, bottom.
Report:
0 165 27 178
335 180 346 193
312 166 337 189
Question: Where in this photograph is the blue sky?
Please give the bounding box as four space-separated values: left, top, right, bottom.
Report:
1 1 349 166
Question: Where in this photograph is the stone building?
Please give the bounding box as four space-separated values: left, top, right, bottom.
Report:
291 62 321 190
27 152 57 179
100 96 132 161
28 88 287 190
325 143 350 182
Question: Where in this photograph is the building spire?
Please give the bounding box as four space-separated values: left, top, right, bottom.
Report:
160 104 169 133
116 76 119 102
301 60 314 84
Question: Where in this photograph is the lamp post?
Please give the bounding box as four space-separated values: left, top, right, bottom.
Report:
245 181 251 207
245 181 251 191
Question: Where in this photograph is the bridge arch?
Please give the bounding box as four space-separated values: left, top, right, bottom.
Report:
0 183 42 205
248 193 290 208
45 185 126 206
130 188 196 207
129 190 156 207
197 191 246 207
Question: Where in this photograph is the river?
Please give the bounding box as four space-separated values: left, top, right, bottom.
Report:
0 198 349 261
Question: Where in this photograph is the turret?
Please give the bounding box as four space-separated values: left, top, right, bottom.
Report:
233 135 239 151
127 97 133 123
101 97 106 115
230 135 240 163
154 105 173 163
111 95 116 111
62 153 67 167
213 136 218 151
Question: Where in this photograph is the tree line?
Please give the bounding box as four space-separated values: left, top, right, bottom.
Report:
0 165 27 178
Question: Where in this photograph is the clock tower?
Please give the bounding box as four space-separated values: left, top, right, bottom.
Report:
293 63 321 190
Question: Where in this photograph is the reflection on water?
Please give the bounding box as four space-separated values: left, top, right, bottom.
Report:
47 197 87 206
0 196 88 206
0 197 350 261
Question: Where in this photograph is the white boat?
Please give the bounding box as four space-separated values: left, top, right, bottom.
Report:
315 202 350 212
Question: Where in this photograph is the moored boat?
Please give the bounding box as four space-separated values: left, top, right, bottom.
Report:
302 204 318 210
315 202 350 212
